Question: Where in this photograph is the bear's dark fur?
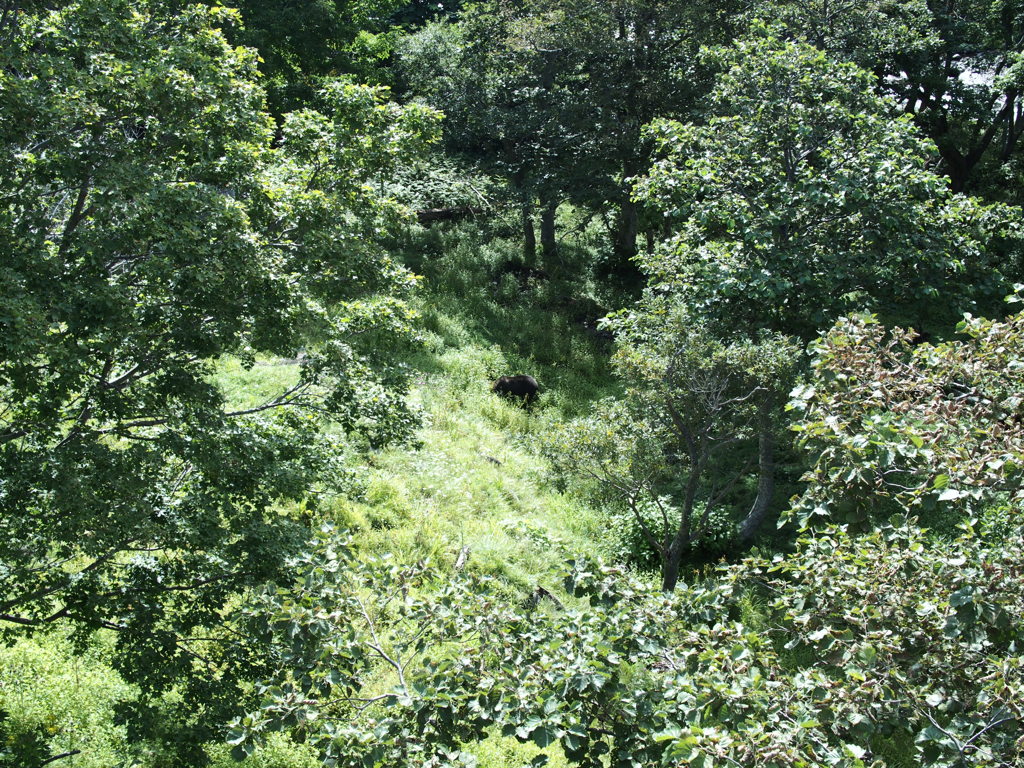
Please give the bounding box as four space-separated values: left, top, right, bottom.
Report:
491 374 540 406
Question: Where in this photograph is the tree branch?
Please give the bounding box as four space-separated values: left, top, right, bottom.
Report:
40 751 82 767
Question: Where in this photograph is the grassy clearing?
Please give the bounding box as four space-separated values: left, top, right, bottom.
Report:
320 222 629 591
8 225 627 768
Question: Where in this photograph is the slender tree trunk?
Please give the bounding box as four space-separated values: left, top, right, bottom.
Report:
613 195 639 261
660 436 703 592
540 199 557 263
662 481 698 592
738 406 775 544
522 201 537 265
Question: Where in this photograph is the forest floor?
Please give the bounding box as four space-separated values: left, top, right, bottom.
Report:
0 224 644 767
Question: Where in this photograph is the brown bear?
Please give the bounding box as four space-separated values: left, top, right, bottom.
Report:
491 374 540 406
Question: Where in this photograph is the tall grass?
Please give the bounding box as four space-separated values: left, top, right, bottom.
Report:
317 221 630 587
16 222 629 768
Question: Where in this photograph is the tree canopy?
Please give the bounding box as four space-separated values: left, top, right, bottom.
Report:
635 29 1021 342
0 0 438 753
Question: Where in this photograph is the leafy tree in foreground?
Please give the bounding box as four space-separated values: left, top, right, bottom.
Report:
232 521 1023 767
569 31 1020 563
789 300 1024 529
0 0 438 756
634 28 1021 342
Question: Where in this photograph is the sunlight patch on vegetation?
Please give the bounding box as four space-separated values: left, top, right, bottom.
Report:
210 357 302 411
0 635 133 767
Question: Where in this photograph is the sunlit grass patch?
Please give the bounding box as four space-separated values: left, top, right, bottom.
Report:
210 356 301 411
206 732 320 768
469 730 572 768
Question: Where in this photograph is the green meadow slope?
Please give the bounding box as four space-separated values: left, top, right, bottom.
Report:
0 223 633 768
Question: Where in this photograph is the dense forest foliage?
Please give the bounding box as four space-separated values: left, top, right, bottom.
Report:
1 0 1023 765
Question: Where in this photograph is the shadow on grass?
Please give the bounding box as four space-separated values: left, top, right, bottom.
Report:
394 220 641 418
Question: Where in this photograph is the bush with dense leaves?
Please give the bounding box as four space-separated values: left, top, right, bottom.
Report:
231 516 1022 766
790 301 1024 528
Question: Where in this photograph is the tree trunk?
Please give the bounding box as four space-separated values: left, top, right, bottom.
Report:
661 543 683 592
613 196 638 261
522 201 537 265
737 407 775 544
940 146 970 194
540 200 557 263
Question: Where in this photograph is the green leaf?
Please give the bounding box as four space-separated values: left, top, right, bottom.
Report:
654 726 683 742
531 726 557 748
843 743 866 759
857 644 877 667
